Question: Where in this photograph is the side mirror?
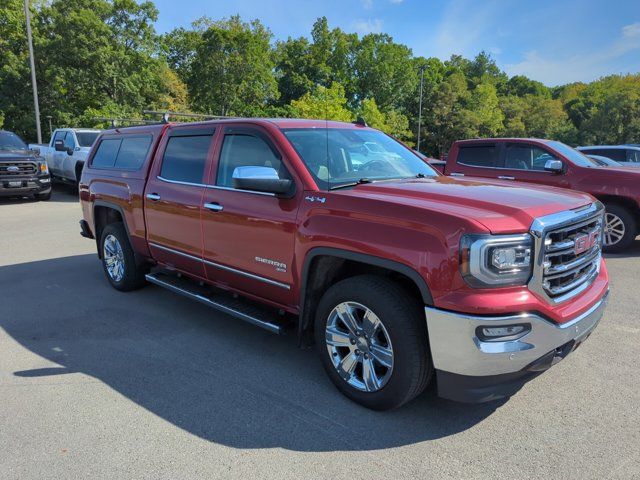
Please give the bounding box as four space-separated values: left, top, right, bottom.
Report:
54 139 65 152
232 166 293 196
66 147 74 156
544 159 563 173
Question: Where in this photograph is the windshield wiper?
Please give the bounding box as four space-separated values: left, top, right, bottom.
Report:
329 178 374 190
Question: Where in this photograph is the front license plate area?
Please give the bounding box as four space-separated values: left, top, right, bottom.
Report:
7 181 23 188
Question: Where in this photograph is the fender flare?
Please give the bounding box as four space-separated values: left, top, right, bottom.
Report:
92 201 133 258
299 247 434 336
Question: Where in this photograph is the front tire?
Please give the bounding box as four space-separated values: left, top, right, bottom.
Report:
314 275 432 410
99 222 147 291
603 204 636 253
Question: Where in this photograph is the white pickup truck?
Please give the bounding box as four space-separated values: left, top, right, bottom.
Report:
30 128 101 184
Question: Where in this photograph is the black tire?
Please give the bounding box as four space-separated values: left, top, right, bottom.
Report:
99 222 147 291
35 190 51 201
314 275 432 410
603 204 637 253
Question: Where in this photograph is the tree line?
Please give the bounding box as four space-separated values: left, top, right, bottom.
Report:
1 0 639 156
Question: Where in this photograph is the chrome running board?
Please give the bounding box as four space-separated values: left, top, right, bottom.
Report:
145 272 285 334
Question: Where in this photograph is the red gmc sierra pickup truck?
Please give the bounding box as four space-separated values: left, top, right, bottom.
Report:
442 138 640 252
79 119 609 410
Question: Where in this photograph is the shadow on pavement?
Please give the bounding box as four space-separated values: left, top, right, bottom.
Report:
603 237 640 259
0 254 504 452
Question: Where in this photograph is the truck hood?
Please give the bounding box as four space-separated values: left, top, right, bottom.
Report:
346 176 594 234
0 150 36 161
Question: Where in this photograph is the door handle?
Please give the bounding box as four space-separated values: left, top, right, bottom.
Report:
146 193 161 201
450 172 464 177
498 175 515 180
204 202 224 212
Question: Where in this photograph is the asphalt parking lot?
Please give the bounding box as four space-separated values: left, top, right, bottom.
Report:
1 187 639 480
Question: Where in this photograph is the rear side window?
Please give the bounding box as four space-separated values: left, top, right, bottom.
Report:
160 135 213 184
116 137 152 169
457 145 498 167
588 149 626 162
91 139 121 168
626 150 640 163
90 135 152 170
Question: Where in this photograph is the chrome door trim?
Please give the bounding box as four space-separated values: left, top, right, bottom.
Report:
157 176 206 188
206 184 277 197
149 242 291 290
498 175 515 180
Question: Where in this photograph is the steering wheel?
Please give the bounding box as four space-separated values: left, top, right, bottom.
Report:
357 160 388 173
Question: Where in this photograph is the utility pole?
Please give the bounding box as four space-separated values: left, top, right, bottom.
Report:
24 0 42 143
416 65 425 153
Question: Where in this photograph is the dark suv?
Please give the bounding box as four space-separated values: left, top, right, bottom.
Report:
577 145 640 167
0 130 51 200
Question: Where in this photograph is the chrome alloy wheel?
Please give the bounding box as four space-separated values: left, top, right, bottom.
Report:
103 234 125 282
325 301 394 392
604 212 626 246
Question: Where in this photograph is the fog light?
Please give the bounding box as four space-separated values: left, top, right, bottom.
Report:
477 324 530 342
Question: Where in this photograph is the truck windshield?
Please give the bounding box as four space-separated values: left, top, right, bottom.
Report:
546 141 599 168
0 131 27 151
282 128 437 189
76 132 100 147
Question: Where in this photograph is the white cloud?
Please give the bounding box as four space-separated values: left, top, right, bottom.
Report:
506 23 640 85
352 18 383 35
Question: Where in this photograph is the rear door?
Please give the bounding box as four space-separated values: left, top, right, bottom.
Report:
448 142 501 179
144 124 217 279
200 124 299 307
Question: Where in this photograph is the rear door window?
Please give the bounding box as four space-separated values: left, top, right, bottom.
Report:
457 145 498 168
160 134 213 184
626 150 640 163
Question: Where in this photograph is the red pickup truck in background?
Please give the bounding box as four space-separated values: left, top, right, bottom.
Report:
441 138 640 252
79 119 609 410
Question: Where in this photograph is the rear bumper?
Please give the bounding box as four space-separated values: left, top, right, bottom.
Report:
426 289 608 403
0 175 51 197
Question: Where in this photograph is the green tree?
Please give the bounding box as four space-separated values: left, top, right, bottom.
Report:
188 16 278 116
289 82 353 121
359 98 413 144
468 82 504 136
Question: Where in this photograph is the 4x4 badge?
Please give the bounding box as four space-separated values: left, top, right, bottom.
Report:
305 196 326 203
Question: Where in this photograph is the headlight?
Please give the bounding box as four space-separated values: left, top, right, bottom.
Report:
37 161 49 174
460 234 533 287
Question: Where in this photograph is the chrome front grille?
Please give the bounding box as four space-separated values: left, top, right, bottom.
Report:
0 162 37 176
530 203 605 303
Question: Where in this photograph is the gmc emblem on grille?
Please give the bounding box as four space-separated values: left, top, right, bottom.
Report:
574 230 600 255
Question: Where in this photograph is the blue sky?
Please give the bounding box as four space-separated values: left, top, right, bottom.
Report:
153 0 640 86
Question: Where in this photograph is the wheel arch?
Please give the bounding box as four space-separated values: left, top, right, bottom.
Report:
298 247 433 344
93 201 129 259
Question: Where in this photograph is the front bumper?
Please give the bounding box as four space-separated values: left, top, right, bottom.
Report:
426 289 608 402
0 175 51 197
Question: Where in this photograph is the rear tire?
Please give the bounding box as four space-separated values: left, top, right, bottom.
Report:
99 222 147 291
314 275 432 410
603 204 636 253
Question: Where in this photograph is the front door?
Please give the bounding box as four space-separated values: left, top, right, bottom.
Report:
498 143 570 189
51 130 67 177
200 125 300 308
144 125 217 279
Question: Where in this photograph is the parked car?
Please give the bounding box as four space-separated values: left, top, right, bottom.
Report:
577 145 640 167
442 138 640 252
30 128 101 184
587 154 623 167
0 130 51 200
79 120 608 410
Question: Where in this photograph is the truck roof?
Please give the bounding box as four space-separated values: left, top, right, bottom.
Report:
104 118 370 135
454 138 556 144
